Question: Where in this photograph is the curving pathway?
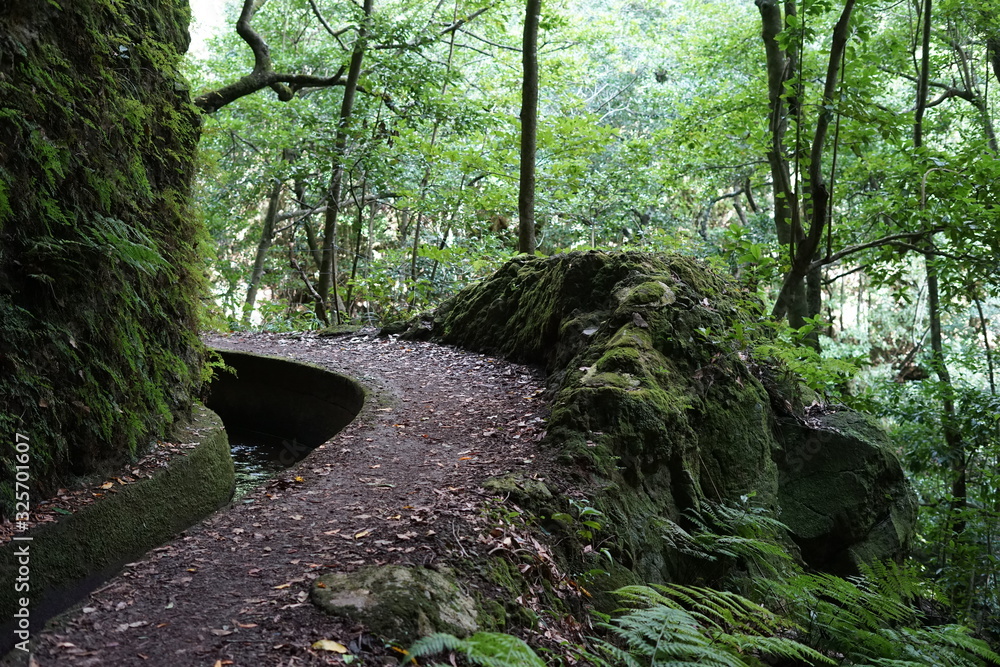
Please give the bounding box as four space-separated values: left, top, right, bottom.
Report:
18 332 554 667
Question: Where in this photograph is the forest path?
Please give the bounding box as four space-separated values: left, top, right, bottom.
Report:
26 332 553 667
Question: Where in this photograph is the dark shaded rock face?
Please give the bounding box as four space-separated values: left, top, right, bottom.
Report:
777 410 916 574
0 0 202 511
415 252 916 581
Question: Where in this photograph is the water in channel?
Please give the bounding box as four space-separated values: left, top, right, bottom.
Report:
227 428 310 499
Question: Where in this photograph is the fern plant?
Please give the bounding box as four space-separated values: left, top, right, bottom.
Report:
405 631 546 667
772 561 1000 667
661 498 794 578
403 503 1000 667
586 583 833 666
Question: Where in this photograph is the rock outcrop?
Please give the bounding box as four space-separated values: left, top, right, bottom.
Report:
406 251 916 581
311 566 479 643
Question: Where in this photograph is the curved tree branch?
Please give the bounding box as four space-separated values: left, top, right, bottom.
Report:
808 228 944 273
194 0 349 113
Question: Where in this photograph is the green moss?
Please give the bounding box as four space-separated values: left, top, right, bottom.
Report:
617 280 676 308
0 0 204 514
0 405 231 623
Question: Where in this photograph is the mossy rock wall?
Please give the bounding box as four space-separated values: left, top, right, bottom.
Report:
0 0 203 512
423 252 916 583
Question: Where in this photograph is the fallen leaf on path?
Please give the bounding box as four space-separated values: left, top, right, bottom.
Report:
312 639 348 653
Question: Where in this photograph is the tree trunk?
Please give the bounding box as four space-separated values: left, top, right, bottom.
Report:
243 174 285 322
755 0 797 247
914 0 965 535
315 0 372 325
518 0 541 255
762 0 855 347
345 178 369 312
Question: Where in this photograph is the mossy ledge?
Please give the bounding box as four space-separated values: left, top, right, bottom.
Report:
0 404 232 650
405 251 917 585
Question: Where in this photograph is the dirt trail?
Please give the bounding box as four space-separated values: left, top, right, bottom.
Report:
22 332 555 666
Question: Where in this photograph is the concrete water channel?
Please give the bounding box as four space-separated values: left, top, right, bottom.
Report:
0 350 364 658
205 349 366 498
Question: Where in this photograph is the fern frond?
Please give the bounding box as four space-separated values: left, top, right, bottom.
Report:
600 584 832 666
720 634 834 665
405 632 546 667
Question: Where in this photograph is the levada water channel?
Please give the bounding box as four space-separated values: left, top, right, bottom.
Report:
205 349 365 499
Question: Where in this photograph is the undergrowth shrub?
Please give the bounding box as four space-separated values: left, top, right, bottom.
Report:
404 502 1000 666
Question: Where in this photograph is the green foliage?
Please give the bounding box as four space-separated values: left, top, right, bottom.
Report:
406 632 547 667
408 501 997 666
589 584 832 667
774 562 1000 666
754 321 867 402
0 0 204 514
660 499 794 579
869 377 1000 636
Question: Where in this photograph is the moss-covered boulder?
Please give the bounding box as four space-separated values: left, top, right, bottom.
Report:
415 251 916 582
311 566 478 643
0 0 203 513
777 409 917 574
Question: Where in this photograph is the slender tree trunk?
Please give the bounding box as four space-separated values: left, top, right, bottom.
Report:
316 0 372 325
366 200 375 278
914 0 965 535
518 0 540 255
303 217 322 270
345 178 369 312
973 294 995 395
764 0 855 346
989 37 1000 85
243 174 285 322
755 0 797 247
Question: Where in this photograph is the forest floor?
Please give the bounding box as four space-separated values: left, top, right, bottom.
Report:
18 331 581 667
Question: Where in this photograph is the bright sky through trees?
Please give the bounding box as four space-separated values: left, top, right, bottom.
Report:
188 0 228 57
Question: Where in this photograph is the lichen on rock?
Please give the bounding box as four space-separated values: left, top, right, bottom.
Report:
414 251 917 584
311 565 479 643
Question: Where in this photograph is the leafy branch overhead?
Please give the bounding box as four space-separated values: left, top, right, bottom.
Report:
194 0 347 112
193 0 497 113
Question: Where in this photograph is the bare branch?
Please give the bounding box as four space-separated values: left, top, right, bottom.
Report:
371 4 494 50
808 228 944 273
457 28 522 52
308 0 353 46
